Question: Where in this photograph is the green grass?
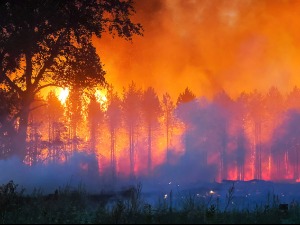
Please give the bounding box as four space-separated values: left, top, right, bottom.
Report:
0 180 299 224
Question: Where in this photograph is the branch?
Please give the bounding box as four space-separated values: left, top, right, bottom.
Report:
29 103 47 112
8 102 47 125
25 51 33 89
32 57 56 92
32 28 69 91
33 83 62 95
0 70 23 95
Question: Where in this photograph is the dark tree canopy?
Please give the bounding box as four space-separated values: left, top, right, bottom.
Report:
142 86 162 125
176 87 196 106
0 0 143 92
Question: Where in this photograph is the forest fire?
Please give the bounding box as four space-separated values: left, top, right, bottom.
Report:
24 84 300 185
2 0 300 195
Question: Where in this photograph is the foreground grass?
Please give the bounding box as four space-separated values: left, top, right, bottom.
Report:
0 181 300 224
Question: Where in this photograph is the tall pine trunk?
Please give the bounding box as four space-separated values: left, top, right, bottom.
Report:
129 125 135 179
147 124 152 175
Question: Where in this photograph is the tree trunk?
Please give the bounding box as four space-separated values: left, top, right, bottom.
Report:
12 106 30 159
129 125 135 178
166 113 169 161
148 124 152 175
12 88 35 161
90 119 96 153
110 128 116 180
254 121 262 180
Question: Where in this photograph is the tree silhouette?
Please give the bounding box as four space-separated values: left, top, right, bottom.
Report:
0 88 19 158
106 85 122 179
176 87 197 153
142 86 162 175
162 92 175 161
212 90 234 181
234 92 250 181
65 88 83 153
24 94 49 165
286 86 300 110
265 86 284 179
46 91 65 163
176 87 196 106
248 90 266 180
0 0 143 157
122 81 142 178
87 95 104 154
271 110 300 180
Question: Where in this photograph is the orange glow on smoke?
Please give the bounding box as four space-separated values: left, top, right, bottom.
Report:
94 0 300 100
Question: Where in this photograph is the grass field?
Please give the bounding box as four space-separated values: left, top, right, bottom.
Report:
1 180 300 224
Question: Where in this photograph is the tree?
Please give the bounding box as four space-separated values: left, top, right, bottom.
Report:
24 93 47 165
162 92 175 161
212 90 234 180
248 90 266 180
176 87 196 107
176 87 197 153
46 90 65 163
234 92 250 181
286 86 300 110
0 0 143 158
141 86 162 175
271 110 300 180
0 88 19 158
46 91 64 141
106 84 122 179
87 95 104 153
65 88 84 152
122 81 142 178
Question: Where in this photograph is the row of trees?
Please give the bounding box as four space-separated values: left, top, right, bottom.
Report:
2 82 300 182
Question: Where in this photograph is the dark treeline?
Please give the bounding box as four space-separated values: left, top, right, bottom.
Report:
1 84 300 184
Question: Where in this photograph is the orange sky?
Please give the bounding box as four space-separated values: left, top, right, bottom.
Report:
93 0 300 100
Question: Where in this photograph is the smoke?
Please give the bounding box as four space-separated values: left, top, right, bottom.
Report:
0 152 103 194
270 109 300 180
94 0 300 100
146 98 226 188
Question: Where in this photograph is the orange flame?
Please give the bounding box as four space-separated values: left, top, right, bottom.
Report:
56 87 69 105
95 89 108 110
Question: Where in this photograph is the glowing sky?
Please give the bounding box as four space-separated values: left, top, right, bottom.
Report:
93 0 300 100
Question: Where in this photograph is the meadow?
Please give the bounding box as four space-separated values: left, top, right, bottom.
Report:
0 180 299 224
